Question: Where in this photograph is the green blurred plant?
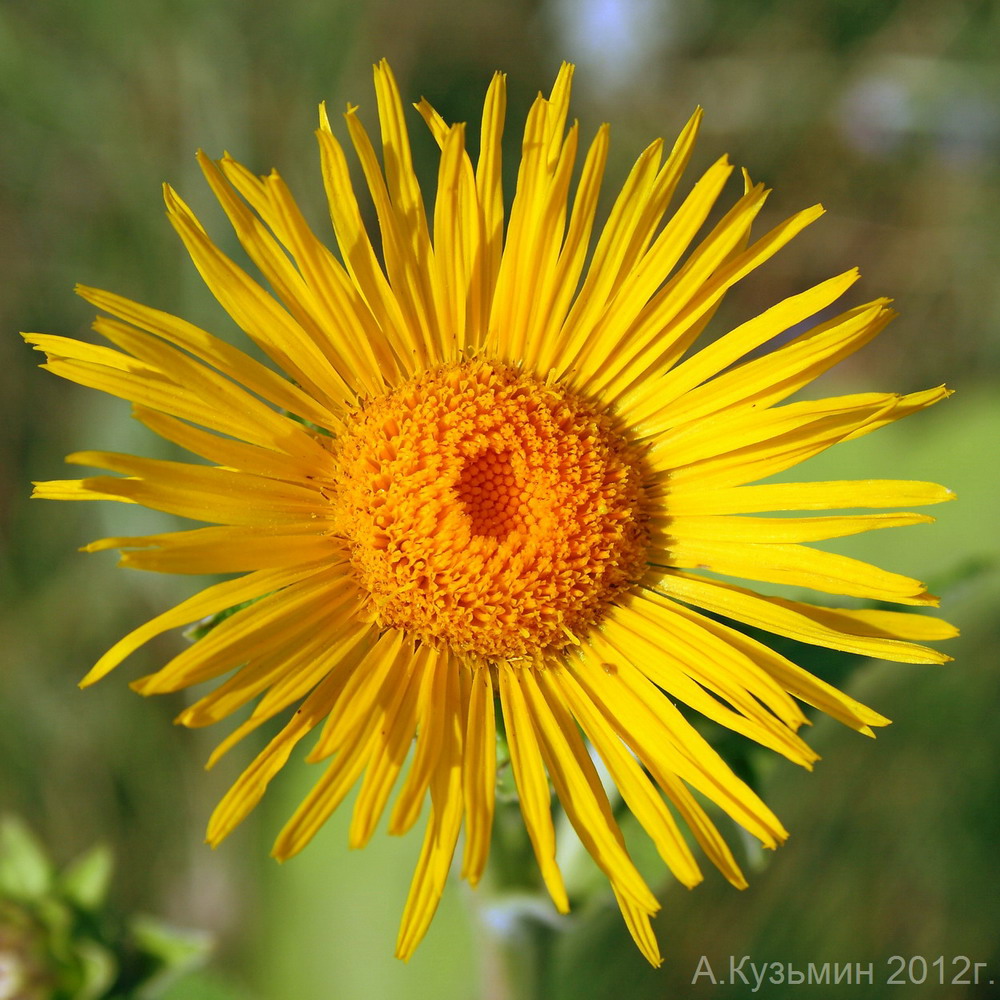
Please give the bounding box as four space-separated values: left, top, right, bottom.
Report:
0 817 210 1000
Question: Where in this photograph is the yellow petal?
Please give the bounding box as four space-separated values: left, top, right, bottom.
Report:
460 665 496 885
545 665 703 888
662 478 956 515
617 268 860 429
388 644 451 835
651 572 952 664
84 524 339 575
395 657 464 961
133 566 344 694
74 285 342 431
497 666 570 913
80 561 332 686
521 667 660 912
655 511 934 544
652 536 936 606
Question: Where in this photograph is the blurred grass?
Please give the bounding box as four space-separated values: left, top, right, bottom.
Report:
1 1 998 998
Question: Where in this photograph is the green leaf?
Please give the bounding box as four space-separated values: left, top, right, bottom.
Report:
0 815 53 899
183 596 266 643
129 914 213 998
73 939 117 1000
58 844 114 912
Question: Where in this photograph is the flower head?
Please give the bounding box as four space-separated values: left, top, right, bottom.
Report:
27 61 955 965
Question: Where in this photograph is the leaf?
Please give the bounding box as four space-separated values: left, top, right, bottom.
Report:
0 815 53 899
183 596 266 643
129 914 213 999
58 844 114 912
73 939 118 1000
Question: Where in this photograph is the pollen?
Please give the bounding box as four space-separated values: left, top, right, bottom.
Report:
329 360 650 658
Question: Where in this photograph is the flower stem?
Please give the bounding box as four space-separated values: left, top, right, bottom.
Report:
473 799 561 1000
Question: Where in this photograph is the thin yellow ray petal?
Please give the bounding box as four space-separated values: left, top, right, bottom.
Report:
73 285 342 431
33 479 138 504
555 105 705 383
626 162 759 388
39 356 254 445
271 637 413 860
656 511 934 544
618 268 859 429
650 391 894 467
560 152 732 387
521 667 660 912
308 629 409 762
717 301 893 417
570 641 789 849
598 609 817 767
593 201 826 402
119 531 334 575
261 168 400 389
542 63 575 165
636 299 893 435
65 451 325 526
204 620 376 765
395 659 464 961
650 572 952 664
163 184 355 410
508 123 581 363
132 566 343 695
349 647 424 848
206 666 345 846
372 60 447 365
72 473 319 527
273 724 380 861
649 394 899 492
474 71 506 340
432 123 478 360
772 600 959 642
343 106 437 369
653 536 937 606
528 123 610 373
662 479 956 515
497 666 570 913
646 595 890 733
413 97 449 148
615 105 706 284
610 596 803 726
547 139 666 371
388 644 451 835
486 91 565 360
613 887 663 968
177 587 363 729
460 664 496 885
91 316 326 456
81 561 331 686
576 173 769 392
23 332 159 373
315 116 417 377
194 151 378 398
565 646 750 887
244 620 374 730
130 406 334 484
840 385 952 441
373 60 432 255
546 666 702 887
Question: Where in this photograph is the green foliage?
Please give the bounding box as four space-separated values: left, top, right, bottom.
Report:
0 817 210 1000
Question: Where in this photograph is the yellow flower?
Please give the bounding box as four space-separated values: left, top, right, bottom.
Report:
26 61 956 965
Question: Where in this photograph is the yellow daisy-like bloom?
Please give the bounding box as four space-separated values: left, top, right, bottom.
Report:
27 62 956 965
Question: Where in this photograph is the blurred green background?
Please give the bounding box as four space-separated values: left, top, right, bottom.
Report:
1 0 998 997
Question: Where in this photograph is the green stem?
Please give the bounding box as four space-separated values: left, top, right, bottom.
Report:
473 798 561 1000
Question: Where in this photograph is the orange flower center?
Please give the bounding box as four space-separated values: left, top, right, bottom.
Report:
330 360 649 658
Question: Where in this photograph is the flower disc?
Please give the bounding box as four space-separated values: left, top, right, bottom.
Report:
330 360 650 657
